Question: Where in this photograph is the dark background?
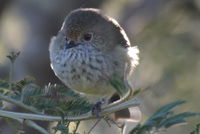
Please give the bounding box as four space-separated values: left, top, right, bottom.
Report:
0 0 200 133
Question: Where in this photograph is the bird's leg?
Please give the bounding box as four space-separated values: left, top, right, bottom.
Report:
91 99 106 117
87 118 101 134
103 116 124 129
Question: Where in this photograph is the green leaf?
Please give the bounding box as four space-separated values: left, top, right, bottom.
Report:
44 84 80 98
151 100 185 118
0 79 9 89
190 123 200 134
0 100 3 109
129 100 200 134
6 51 20 63
12 77 36 92
53 123 69 134
21 87 43 104
159 112 200 128
22 84 93 116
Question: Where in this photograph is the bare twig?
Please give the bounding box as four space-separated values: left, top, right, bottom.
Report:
0 98 139 122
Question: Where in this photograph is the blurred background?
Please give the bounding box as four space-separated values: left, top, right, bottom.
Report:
0 0 200 134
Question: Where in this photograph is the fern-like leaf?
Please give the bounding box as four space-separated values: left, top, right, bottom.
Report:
129 101 200 134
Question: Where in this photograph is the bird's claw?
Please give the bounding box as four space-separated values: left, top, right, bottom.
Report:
91 99 105 117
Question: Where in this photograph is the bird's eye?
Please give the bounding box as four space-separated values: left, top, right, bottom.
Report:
83 33 92 41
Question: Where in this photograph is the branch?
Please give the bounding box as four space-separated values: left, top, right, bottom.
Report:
11 117 50 134
0 94 42 114
0 98 139 122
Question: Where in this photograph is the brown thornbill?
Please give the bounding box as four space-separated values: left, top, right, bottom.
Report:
49 8 140 123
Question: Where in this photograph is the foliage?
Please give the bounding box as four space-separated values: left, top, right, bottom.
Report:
53 122 69 134
190 123 200 134
129 101 200 134
0 52 199 134
0 76 93 115
6 51 20 63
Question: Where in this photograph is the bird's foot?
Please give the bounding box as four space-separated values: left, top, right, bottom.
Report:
91 99 106 117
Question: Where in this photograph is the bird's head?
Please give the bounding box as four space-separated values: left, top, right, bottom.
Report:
59 8 130 52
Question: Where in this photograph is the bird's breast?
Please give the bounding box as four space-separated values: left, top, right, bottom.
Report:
50 45 116 95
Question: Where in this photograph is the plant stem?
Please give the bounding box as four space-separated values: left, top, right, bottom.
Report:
73 121 80 133
23 120 50 134
12 117 50 134
9 61 14 90
0 94 42 114
0 98 139 122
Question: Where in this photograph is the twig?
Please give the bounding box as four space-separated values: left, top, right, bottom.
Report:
0 98 139 122
73 121 80 134
0 94 42 114
8 60 13 90
103 117 112 127
7 51 20 90
104 117 122 129
23 120 50 134
121 124 126 134
9 117 50 134
87 118 101 134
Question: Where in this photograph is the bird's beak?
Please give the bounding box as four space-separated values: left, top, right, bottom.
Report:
65 41 79 49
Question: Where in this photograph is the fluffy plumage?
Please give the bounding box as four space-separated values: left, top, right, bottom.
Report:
49 8 139 97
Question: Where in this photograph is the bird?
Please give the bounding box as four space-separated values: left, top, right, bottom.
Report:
49 8 140 122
